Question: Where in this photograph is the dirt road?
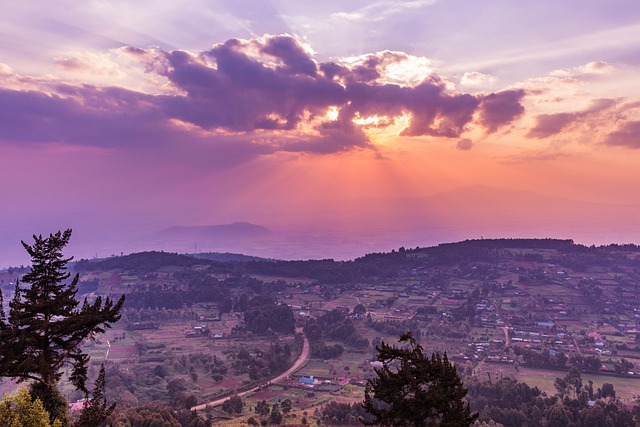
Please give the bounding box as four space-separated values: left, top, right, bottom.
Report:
191 327 310 411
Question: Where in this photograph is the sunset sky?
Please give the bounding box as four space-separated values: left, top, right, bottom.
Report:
2 1 640 266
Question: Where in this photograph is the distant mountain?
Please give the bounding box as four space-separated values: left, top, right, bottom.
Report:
147 188 640 261
156 222 270 241
57 187 640 267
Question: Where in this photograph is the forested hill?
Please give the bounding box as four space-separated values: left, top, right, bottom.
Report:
74 251 225 272
74 250 271 273
39 236 640 426
190 252 272 263
73 238 640 285
436 238 577 250
240 238 640 284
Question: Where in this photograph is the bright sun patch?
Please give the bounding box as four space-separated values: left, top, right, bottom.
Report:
353 114 387 126
351 113 415 146
326 106 340 121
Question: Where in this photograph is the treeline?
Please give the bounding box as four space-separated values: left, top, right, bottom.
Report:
466 371 637 426
191 252 270 263
103 402 209 427
126 289 184 310
304 309 368 359
99 352 229 409
73 239 640 290
229 342 293 381
515 347 602 373
244 250 415 284
367 318 422 339
95 369 639 427
184 276 232 307
319 401 374 425
438 238 576 251
75 251 214 272
124 276 251 312
243 296 295 335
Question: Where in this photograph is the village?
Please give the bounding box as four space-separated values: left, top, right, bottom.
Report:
4 239 640 424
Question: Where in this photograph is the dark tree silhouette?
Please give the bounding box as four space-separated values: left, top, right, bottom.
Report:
363 332 477 427
75 365 116 427
255 400 270 417
0 230 125 425
221 395 244 414
353 303 367 316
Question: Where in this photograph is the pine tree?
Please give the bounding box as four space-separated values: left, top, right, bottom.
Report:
75 365 116 427
0 229 125 425
363 332 477 427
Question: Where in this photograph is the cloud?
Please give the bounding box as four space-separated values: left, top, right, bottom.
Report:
0 63 13 76
259 34 318 77
604 121 640 149
460 71 498 87
127 35 527 142
527 98 618 139
0 34 527 157
549 61 615 80
54 56 89 71
456 138 473 150
527 113 575 139
0 86 174 148
54 50 124 77
477 89 526 133
157 37 347 134
334 51 433 87
332 1 436 23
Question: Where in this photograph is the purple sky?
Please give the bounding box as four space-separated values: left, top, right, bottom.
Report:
2 1 640 266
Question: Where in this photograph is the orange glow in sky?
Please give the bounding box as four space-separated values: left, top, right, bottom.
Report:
1 2 640 265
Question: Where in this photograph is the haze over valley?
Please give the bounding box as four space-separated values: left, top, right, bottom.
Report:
2 2 640 426
3 185 639 268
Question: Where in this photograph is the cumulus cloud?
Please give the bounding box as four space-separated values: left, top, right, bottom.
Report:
259 35 318 77
335 51 433 87
0 86 173 148
477 89 526 133
550 61 615 78
0 34 527 156
527 113 576 139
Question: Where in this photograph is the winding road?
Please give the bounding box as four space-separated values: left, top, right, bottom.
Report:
191 327 310 412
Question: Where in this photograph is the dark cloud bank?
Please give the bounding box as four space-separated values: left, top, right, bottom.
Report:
0 35 529 155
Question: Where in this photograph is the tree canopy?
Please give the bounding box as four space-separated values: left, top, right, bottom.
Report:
0 229 125 425
363 332 477 427
0 387 61 427
75 365 116 427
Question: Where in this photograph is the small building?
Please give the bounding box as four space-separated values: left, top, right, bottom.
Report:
69 399 87 412
298 376 319 386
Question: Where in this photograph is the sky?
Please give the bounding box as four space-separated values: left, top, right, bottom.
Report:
2 0 640 266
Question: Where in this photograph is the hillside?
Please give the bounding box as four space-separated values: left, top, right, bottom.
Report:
5 238 640 426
